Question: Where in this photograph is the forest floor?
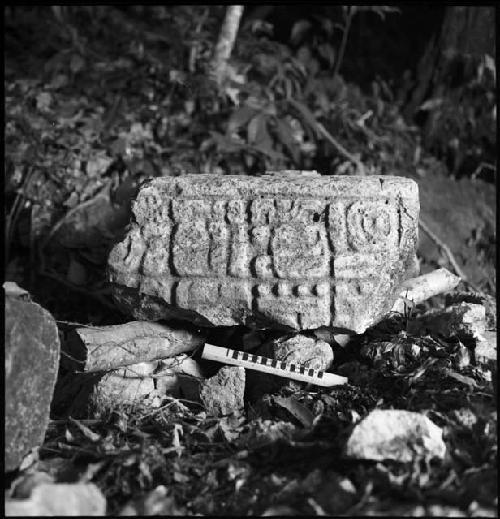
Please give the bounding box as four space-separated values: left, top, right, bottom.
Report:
4 7 497 516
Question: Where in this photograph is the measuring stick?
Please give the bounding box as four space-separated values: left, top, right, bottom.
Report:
201 343 348 387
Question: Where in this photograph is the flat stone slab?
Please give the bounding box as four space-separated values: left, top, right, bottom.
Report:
5 293 60 472
108 172 419 333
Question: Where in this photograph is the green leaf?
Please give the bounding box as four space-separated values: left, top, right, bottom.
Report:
227 106 258 134
247 114 265 146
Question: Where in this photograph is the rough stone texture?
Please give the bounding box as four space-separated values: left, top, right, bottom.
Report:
5 483 107 516
58 355 204 416
446 291 496 330
108 172 419 333
345 409 446 463
474 331 497 366
5 295 60 472
180 366 245 417
246 334 334 400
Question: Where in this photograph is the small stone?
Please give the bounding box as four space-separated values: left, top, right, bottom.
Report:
474 331 497 366
108 173 419 333
345 409 446 462
5 295 60 472
446 292 496 330
5 483 107 516
199 366 245 417
246 334 333 400
67 355 205 416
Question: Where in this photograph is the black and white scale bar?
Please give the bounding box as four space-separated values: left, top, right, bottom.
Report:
201 344 348 387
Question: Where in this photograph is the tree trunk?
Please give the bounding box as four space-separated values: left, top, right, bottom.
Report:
405 6 495 120
209 5 244 86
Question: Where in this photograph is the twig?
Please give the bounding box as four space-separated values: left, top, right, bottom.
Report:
209 5 244 85
316 121 366 175
40 185 110 252
332 6 354 83
418 218 469 282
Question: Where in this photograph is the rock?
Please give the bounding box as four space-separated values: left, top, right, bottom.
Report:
446 291 496 330
247 334 333 399
264 334 334 368
61 355 204 416
345 409 446 462
5 483 106 516
408 302 486 341
180 366 245 417
5 295 60 472
474 331 497 366
108 172 419 333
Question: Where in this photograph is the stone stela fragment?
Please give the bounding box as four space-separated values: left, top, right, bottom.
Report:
108 171 419 333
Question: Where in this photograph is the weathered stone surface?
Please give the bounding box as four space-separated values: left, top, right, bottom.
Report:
200 366 245 417
61 355 204 416
5 295 60 472
108 172 419 333
345 409 446 463
180 366 245 417
5 483 107 516
474 331 497 366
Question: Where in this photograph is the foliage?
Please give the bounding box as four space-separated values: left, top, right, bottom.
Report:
417 53 496 180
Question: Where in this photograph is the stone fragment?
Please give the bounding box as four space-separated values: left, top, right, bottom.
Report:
180 366 245 417
108 172 419 333
247 334 333 399
5 295 60 472
5 483 106 516
474 331 497 366
446 291 497 330
345 409 446 462
60 355 204 416
408 302 486 341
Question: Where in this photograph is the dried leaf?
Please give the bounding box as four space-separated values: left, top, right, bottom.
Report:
68 417 101 442
444 369 477 388
273 396 314 428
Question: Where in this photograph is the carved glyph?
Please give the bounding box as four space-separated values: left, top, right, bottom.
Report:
108 173 419 332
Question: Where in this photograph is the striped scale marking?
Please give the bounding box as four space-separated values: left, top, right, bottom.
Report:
201 343 348 387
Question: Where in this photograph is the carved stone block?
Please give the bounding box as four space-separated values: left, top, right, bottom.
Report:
108 171 419 333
